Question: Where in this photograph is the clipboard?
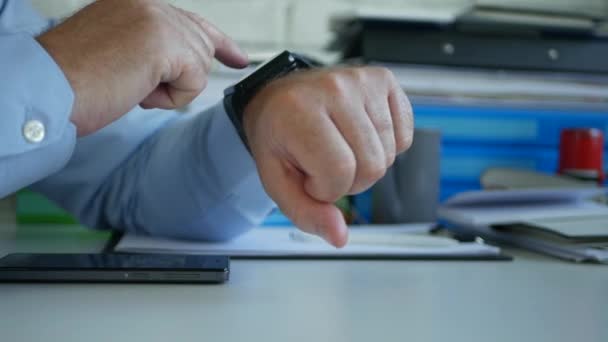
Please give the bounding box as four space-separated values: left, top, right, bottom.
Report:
110 225 511 261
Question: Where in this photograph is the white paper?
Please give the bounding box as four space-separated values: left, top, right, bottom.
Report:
115 224 501 258
437 188 608 263
439 187 608 227
439 200 608 226
443 187 607 207
526 215 608 238
459 224 608 263
379 62 608 103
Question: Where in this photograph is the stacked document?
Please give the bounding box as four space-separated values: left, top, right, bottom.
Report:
438 188 608 263
376 62 608 106
114 224 505 260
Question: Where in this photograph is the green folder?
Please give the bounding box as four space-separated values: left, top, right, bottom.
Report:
16 190 76 224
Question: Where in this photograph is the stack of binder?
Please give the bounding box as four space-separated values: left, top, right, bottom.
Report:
437 187 608 263
331 3 608 73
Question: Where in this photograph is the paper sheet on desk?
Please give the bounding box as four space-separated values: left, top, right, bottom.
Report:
443 187 606 207
114 224 503 260
440 187 608 226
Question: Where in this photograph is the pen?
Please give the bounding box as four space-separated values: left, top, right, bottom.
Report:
289 230 458 247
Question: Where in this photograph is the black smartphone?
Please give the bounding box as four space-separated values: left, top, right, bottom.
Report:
0 253 229 284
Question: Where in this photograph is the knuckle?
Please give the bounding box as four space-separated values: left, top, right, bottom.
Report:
369 66 394 80
350 165 386 194
359 158 387 184
375 114 393 134
398 131 414 152
321 73 349 96
196 15 212 31
370 163 388 182
190 11 204 22
138 0 165 22
347 67 366 83
385 150 396 168
306 178 343 204
401 92 414 115
316 155 355 201
280 87 308 112
371 66 400 89
333 155 357 181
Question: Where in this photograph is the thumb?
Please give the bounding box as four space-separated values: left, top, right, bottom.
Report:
258 154 348 248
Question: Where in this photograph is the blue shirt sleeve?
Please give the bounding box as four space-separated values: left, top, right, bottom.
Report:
2 0 275 240
33 102 276 241
0 32 76 198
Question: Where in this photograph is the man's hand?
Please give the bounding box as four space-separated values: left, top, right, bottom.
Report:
37 0 248 136
244 67 414 247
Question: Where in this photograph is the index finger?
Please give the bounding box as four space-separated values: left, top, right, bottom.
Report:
185 11 249 68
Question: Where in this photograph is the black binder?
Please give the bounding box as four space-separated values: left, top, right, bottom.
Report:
333 18 608 74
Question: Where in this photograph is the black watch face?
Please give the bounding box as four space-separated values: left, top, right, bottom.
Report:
225 50 310 96
222 51 313 151
238 51 295 82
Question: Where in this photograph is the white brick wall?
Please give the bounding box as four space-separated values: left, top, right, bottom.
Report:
30 0 607 52
169 0 290 49
475 0 607 19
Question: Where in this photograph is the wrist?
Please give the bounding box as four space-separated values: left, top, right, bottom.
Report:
241 79 282 147
36 33 86 134
223 50 315 152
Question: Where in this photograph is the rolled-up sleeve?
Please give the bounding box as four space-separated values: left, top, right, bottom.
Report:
0 33 76 198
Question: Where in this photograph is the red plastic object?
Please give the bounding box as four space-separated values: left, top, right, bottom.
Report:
558 128 604 183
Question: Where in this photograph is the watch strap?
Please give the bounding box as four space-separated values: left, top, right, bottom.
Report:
224 92 251 153
223 51 315 153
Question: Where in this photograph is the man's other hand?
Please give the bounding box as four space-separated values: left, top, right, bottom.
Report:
37 0 248 136
243 67 414 247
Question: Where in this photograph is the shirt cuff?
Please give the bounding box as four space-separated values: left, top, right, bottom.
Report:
205 101 276 223
0 33 75 158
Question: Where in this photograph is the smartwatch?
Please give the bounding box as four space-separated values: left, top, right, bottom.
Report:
223 50 314 152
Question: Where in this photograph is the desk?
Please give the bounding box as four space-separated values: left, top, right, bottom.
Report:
1 225 607 342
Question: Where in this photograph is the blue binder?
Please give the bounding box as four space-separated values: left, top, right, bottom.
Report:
347 100 608 224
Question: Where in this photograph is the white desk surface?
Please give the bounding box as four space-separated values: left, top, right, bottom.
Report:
1 225 607 342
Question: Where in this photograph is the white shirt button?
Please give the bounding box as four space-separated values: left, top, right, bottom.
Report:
23 120 46 143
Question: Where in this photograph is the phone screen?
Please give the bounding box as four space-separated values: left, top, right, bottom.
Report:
0 253 228 271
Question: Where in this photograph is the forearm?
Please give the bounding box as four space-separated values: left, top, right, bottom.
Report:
75 102 274 241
